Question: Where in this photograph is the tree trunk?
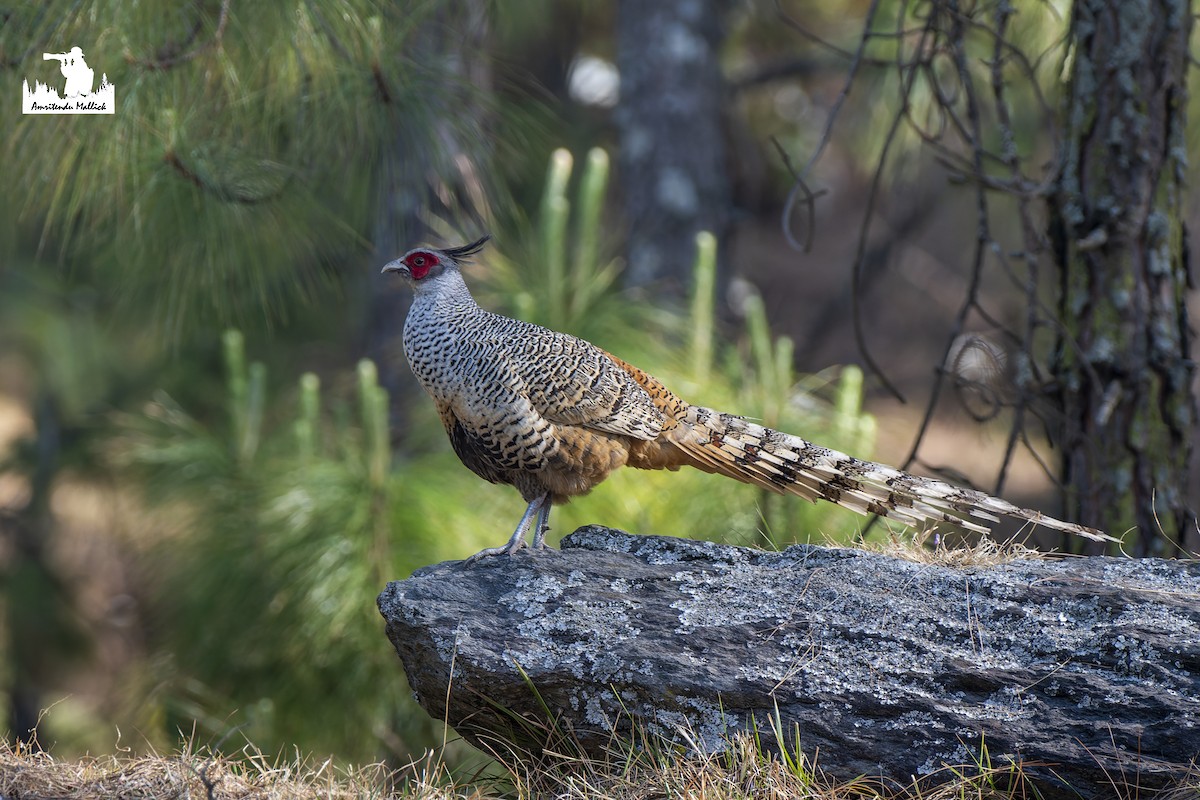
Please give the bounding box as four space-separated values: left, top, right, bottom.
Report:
5 392 88 748
1049 0 1196 555
379 527 1200 799
365 0 493 434
614 0 732 294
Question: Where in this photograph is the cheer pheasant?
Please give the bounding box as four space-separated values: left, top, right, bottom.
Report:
383 235 1112 559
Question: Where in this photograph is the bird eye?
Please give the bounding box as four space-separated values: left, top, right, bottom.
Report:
413 256 425 267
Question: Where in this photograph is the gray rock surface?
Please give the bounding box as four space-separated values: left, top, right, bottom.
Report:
378 526 1200 797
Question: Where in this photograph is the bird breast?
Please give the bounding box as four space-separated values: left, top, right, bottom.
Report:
402 299 477 402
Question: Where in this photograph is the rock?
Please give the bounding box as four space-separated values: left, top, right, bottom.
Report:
378 526 1200 798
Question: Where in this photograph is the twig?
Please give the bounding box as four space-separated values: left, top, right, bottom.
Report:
163 148 292 205
775 0 887 184
771 136 827 253
730 56 826 92
127 0 231 71
845 2 944 404
900 0 993 473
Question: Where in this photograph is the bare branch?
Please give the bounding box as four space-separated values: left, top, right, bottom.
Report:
771 136 828 253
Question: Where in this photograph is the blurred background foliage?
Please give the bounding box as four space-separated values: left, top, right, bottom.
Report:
102 149 877 762
0 0 1194 773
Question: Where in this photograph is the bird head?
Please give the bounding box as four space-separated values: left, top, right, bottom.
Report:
382 234 492 286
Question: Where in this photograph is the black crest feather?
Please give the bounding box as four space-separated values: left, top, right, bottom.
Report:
443 234 492 262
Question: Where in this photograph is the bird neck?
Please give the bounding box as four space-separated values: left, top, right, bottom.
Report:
412 267 478 311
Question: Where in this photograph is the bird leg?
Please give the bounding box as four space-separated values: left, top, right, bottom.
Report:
531 499 553 549
465 493 549 563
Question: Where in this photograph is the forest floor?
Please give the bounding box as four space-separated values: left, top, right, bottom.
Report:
8 735 1195 800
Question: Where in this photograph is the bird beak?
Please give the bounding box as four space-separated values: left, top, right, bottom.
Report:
381 259 408 276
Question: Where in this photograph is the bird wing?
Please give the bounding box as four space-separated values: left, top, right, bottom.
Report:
494 317 665 441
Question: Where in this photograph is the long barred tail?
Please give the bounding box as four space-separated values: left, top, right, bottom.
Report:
670 406 1115 543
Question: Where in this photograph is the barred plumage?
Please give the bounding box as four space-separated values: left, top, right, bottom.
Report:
383 236 1114 560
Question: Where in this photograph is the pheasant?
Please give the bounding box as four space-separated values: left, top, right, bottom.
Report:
382 235 1113 559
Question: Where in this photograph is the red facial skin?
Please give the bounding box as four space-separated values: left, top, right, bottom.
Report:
402 250 441 280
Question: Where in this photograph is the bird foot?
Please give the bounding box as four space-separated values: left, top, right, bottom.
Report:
464 493 552 565
464 539 526 565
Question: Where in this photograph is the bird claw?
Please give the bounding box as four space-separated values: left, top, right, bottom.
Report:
463 493 552 565
465 529 540 564
462 550 492 566
464 540 525 565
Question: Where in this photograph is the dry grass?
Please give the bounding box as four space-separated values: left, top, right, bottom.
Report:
3 733 1197 800
857 526 1047 568
496 731 886 800
479 725 1135 800
0 740 485 800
